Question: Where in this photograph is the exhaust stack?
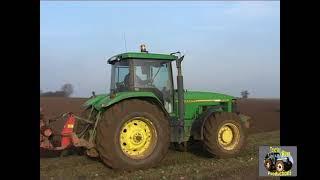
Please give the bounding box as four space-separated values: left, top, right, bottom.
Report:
176 55 185 142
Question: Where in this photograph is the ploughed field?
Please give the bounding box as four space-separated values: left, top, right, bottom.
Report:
40 97 280 135
40 97 280 180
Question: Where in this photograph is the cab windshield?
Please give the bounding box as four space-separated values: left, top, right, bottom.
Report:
110 59 174 112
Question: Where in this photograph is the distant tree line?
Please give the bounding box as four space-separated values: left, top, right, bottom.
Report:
40 83 74 97
241 90 250 99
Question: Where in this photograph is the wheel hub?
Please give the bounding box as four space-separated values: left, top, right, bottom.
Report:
277 164 283 171
119 117 157 159
221 127 233 144
132 132 144 144
218 123 240 150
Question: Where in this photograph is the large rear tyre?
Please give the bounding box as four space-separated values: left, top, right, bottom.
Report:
96 99 170 170
203 112 247 158
264 159 273 171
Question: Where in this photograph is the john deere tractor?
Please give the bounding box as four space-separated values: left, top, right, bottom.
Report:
264 152 293 172
71 45 251 170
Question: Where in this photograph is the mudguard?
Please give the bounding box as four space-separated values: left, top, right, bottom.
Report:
83 91 163 112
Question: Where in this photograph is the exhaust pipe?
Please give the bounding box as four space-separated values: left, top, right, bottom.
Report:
176 55 185 142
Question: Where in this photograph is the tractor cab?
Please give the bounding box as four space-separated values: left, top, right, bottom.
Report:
265 152 281 160
107 45 179 113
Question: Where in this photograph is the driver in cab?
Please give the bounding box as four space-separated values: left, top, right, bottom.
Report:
123 72 152 87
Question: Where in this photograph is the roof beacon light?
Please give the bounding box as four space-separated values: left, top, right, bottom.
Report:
140 44 148 53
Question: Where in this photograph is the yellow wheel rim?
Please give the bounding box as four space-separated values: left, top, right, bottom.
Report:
217 123 240 150
119 117 157 159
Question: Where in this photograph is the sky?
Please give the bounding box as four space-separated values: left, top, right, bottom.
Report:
40 1 280 98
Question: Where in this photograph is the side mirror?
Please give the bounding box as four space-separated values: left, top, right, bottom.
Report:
176 55 184 69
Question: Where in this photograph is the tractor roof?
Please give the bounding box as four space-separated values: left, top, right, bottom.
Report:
108 52 177 64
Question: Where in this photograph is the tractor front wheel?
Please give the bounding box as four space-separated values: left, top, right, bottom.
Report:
276 161 285 172
96 99 170 170
203 112 247 158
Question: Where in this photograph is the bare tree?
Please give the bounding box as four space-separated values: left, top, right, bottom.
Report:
241 90 249 99
61 83 74 97
40 84 74 97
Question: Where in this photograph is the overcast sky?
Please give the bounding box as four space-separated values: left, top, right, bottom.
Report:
40 1 280 98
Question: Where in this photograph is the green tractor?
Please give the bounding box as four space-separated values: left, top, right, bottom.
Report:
74 45 251 170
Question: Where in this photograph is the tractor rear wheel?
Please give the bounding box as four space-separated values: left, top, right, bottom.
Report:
203 112 247 158
264 159 273 171
96 99 170 170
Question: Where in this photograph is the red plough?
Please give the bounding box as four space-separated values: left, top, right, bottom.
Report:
40 108 94 155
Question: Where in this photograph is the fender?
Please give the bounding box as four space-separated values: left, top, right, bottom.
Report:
83 94 108 108
191 107 251 140
190 107 221 140
83 91 163 112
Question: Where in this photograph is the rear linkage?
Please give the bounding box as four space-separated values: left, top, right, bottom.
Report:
40 108 100 157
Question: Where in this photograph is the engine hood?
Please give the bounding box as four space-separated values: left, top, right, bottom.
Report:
183 91 235 102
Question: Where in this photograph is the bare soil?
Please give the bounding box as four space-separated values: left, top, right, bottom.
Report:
236 99 280 134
